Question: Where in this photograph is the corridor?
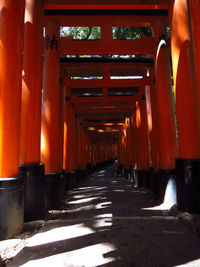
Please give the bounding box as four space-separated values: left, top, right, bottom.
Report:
3 163 200 267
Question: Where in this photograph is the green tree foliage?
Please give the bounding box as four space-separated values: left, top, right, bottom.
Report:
60 26 152 40
60 26 101 40
112 26 152 40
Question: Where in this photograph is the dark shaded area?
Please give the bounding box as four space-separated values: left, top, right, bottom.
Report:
44 9 168 17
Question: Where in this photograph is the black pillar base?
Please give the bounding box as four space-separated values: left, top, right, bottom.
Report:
176 158 200 213
137 169 151 188
66 171 77 190
124 168 129 180
44 173 61 210
58 170 67 205
0 177 24 240
150 169 159 197
158 169 176 205
19 163 45 222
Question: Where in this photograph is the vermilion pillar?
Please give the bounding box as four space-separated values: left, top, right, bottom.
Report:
134 92 151 188
20 0 45 222
0 0 25 239
148 69 160 173
20 0 43 165
188 0 200 104
41 19 62 209
42 19 61 173
154 23 178 169
171 0 200 212
153 22 178 203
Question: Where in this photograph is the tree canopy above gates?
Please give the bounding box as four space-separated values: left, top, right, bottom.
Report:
60 26 152 40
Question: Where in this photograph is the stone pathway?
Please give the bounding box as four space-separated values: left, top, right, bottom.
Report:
1 164 200 267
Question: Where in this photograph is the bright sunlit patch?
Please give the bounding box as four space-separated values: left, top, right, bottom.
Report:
69 205 95 213
111 76 143 79
142 177 177 211
95 201 112 210
174 259 200 267
26 223 95 247
93 218 113 228
95 213 113 219
68 196 99 204
21 243 116 267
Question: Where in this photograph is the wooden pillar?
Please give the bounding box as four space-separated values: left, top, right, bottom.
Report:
148 69 160 173
0 0 25 239
20 0 43 165
41 19 61 173
154 22 178 169
171 0 200 212
58 71 65 172
153 22 178 202
188 0 200 104
135 91 151 188
20 0 45 222
41 19 62 209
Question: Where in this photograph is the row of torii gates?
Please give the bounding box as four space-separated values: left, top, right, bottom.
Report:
0 0 200 240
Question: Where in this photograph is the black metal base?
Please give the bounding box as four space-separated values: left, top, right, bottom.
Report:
150 169 159 196
58 170 67 205
0 177 24 240
158 169 176 204
137 169 151 188
44 173 61 210
124 168 130 180
176 158 200 213
19 163 45 222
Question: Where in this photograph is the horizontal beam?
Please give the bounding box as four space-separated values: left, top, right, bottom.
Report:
75 106 134 115
44 15 168 27
71 95 136 103
78 112 131 120
64 67 148 77
62 61 152 69
60 37 156 55
65 77 151 88
44 0 170 10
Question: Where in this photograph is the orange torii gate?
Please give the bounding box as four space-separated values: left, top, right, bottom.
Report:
1 0 200 240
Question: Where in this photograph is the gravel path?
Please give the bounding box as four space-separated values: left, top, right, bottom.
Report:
2 164 200 267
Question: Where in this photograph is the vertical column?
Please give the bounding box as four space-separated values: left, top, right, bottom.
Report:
153 22 178 205
188 0 200 104
123 118 131 180
137 90 151 188
41 19 62 209
171 0 200 213
20 0 45 222
0 0 25 239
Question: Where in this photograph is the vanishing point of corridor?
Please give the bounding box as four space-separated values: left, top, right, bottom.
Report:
3 163 200 267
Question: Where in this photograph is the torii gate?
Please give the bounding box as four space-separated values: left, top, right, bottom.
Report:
0 0 200 241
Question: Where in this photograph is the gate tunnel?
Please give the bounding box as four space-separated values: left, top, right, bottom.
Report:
0 0 200 243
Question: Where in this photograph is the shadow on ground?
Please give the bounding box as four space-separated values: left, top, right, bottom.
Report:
5 164 200 267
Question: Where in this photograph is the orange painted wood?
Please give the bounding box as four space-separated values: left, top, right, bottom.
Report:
148 78 160 172
58 77 65 171
136 91 150 170
44 0 170 10
171 0 200 158
0 0 25 177
45 15 168 27
155 25 178 169
20 0 43 165
60 37 155 55
41 19 62 173
189 0 200 105
65 78 151 88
